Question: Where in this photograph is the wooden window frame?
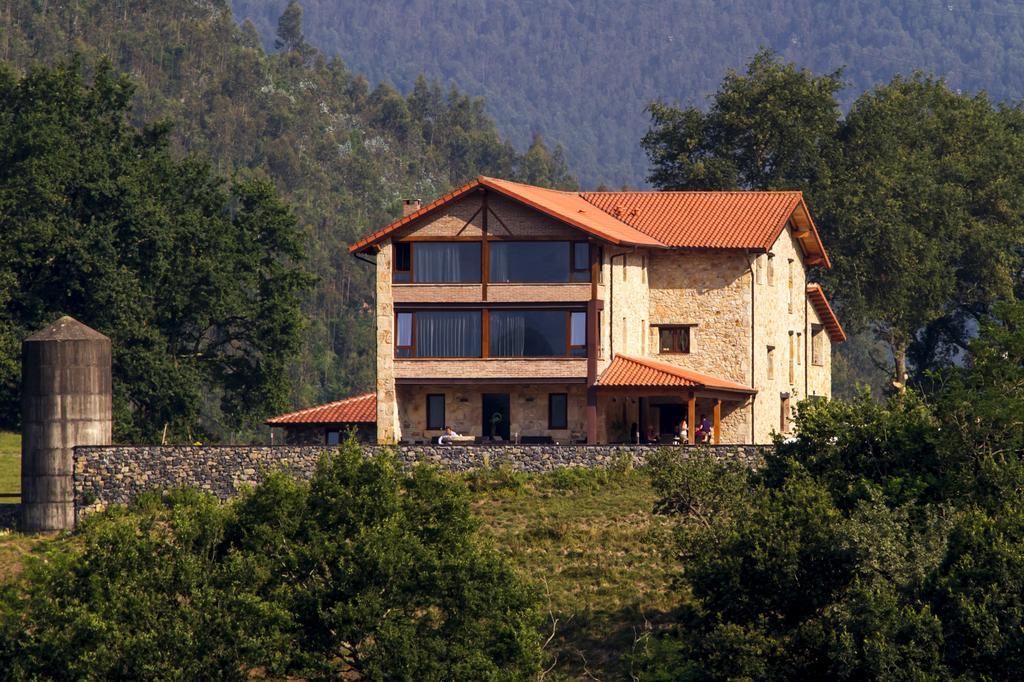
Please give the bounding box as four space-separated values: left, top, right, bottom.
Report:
570 242 591 283
569 311 587 357
426 394 445 430
780 394 791 433
787 258 795 313
393 241 412 283
396 312 415 357
548 393 568 430
656 324 693 355
392 240 483 284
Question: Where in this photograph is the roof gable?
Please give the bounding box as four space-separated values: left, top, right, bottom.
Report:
349 177 831 267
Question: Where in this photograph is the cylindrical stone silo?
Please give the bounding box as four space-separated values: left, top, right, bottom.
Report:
21 316 112 532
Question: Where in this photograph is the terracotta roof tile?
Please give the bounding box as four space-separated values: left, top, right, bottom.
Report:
266 393 376 425
349 177 830 267
580 190 799 249
597 354 755 394
806 284 847 343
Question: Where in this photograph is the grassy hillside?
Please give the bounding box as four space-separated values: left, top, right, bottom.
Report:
234 0 1024 188
0 462 673 679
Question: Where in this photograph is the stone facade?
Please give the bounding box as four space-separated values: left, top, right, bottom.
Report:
370 186 835 446
73 443 768 516
396 383 587 444
752 225 811 442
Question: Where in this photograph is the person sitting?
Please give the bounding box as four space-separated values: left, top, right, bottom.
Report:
438 425 459 445
646 424 659 444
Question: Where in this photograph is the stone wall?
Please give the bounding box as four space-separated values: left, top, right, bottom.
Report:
72 443 768 517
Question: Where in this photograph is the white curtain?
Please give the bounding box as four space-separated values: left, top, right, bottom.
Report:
417 311 481 357
490 311 527 356
415 243 472 282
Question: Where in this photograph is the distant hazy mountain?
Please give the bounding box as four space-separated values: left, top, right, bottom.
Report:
232 0 1024 187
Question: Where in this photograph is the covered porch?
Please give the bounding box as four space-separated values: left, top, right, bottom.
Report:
594 355 756 445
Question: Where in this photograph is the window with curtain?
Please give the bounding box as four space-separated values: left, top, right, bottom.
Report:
412 242 481 283
489 242 571 282
570 311 587 357
490 310 568 357
416 310 482 357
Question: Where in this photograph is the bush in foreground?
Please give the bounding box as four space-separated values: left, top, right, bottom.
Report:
0 440 543 680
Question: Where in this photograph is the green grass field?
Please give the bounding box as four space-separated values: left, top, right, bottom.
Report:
0 431 19 503
466 465 677 678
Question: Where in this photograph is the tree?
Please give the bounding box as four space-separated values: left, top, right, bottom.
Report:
641 49 843 192
0 59 314 441
274 0 306 54
819 75 1024 387
0 442 544 679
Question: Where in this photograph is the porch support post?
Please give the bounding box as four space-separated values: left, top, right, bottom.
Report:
584 249 602 444
687 391 696 445
713 398 721 445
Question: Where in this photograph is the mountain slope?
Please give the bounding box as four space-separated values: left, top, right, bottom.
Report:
233 0 1024 187
0 0 574 436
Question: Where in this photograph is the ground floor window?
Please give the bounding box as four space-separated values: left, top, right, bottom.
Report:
548 393 568 429
326 430 341 446
427 393 445 430
657 325 691 354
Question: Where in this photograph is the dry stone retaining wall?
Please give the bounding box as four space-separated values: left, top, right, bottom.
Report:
73 444 767 518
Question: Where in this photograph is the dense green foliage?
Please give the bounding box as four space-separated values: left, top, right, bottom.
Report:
0 0 574 438
233 0 1024 187
637 301 1024 680
0 60 313 442
643 51 1024 392
0 441 542 679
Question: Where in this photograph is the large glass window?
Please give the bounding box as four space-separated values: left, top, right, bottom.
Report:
416 310 482 357
490 310 577 357
489 242 570 283
414 242 480 283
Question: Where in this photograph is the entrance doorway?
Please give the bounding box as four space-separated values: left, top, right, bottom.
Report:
482 393 511 441
658 404 685 439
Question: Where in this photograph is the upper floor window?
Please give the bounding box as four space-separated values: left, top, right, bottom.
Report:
395 310 482 358
490 309 586 357
392 241 481 283
658 325 691 354
489 241 591 283
767 253 775 285
767 345 776 380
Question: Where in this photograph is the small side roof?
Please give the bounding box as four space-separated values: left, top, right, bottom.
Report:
806 284 847 343
597 354 756 395
348 176 831 266
266 393 376 425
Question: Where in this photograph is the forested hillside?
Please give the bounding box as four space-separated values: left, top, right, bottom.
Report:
233 0 1024 187
0 0 574 438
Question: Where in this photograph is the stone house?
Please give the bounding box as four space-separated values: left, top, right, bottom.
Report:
270 176 845 445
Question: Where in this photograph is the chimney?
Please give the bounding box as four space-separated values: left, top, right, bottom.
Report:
402 199 421 216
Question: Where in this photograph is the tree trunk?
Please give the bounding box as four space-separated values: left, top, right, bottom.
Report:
891 343 909 394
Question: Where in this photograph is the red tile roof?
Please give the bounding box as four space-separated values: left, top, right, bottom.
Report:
348 176 830 266
266 393 376 425
596 354 756 394
806 284 847 343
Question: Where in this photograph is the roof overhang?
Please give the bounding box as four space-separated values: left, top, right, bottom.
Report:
806 284 846 342
596 354 756 396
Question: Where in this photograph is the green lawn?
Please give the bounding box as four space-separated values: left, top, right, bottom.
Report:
0 431 19 503
466 465 678 679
